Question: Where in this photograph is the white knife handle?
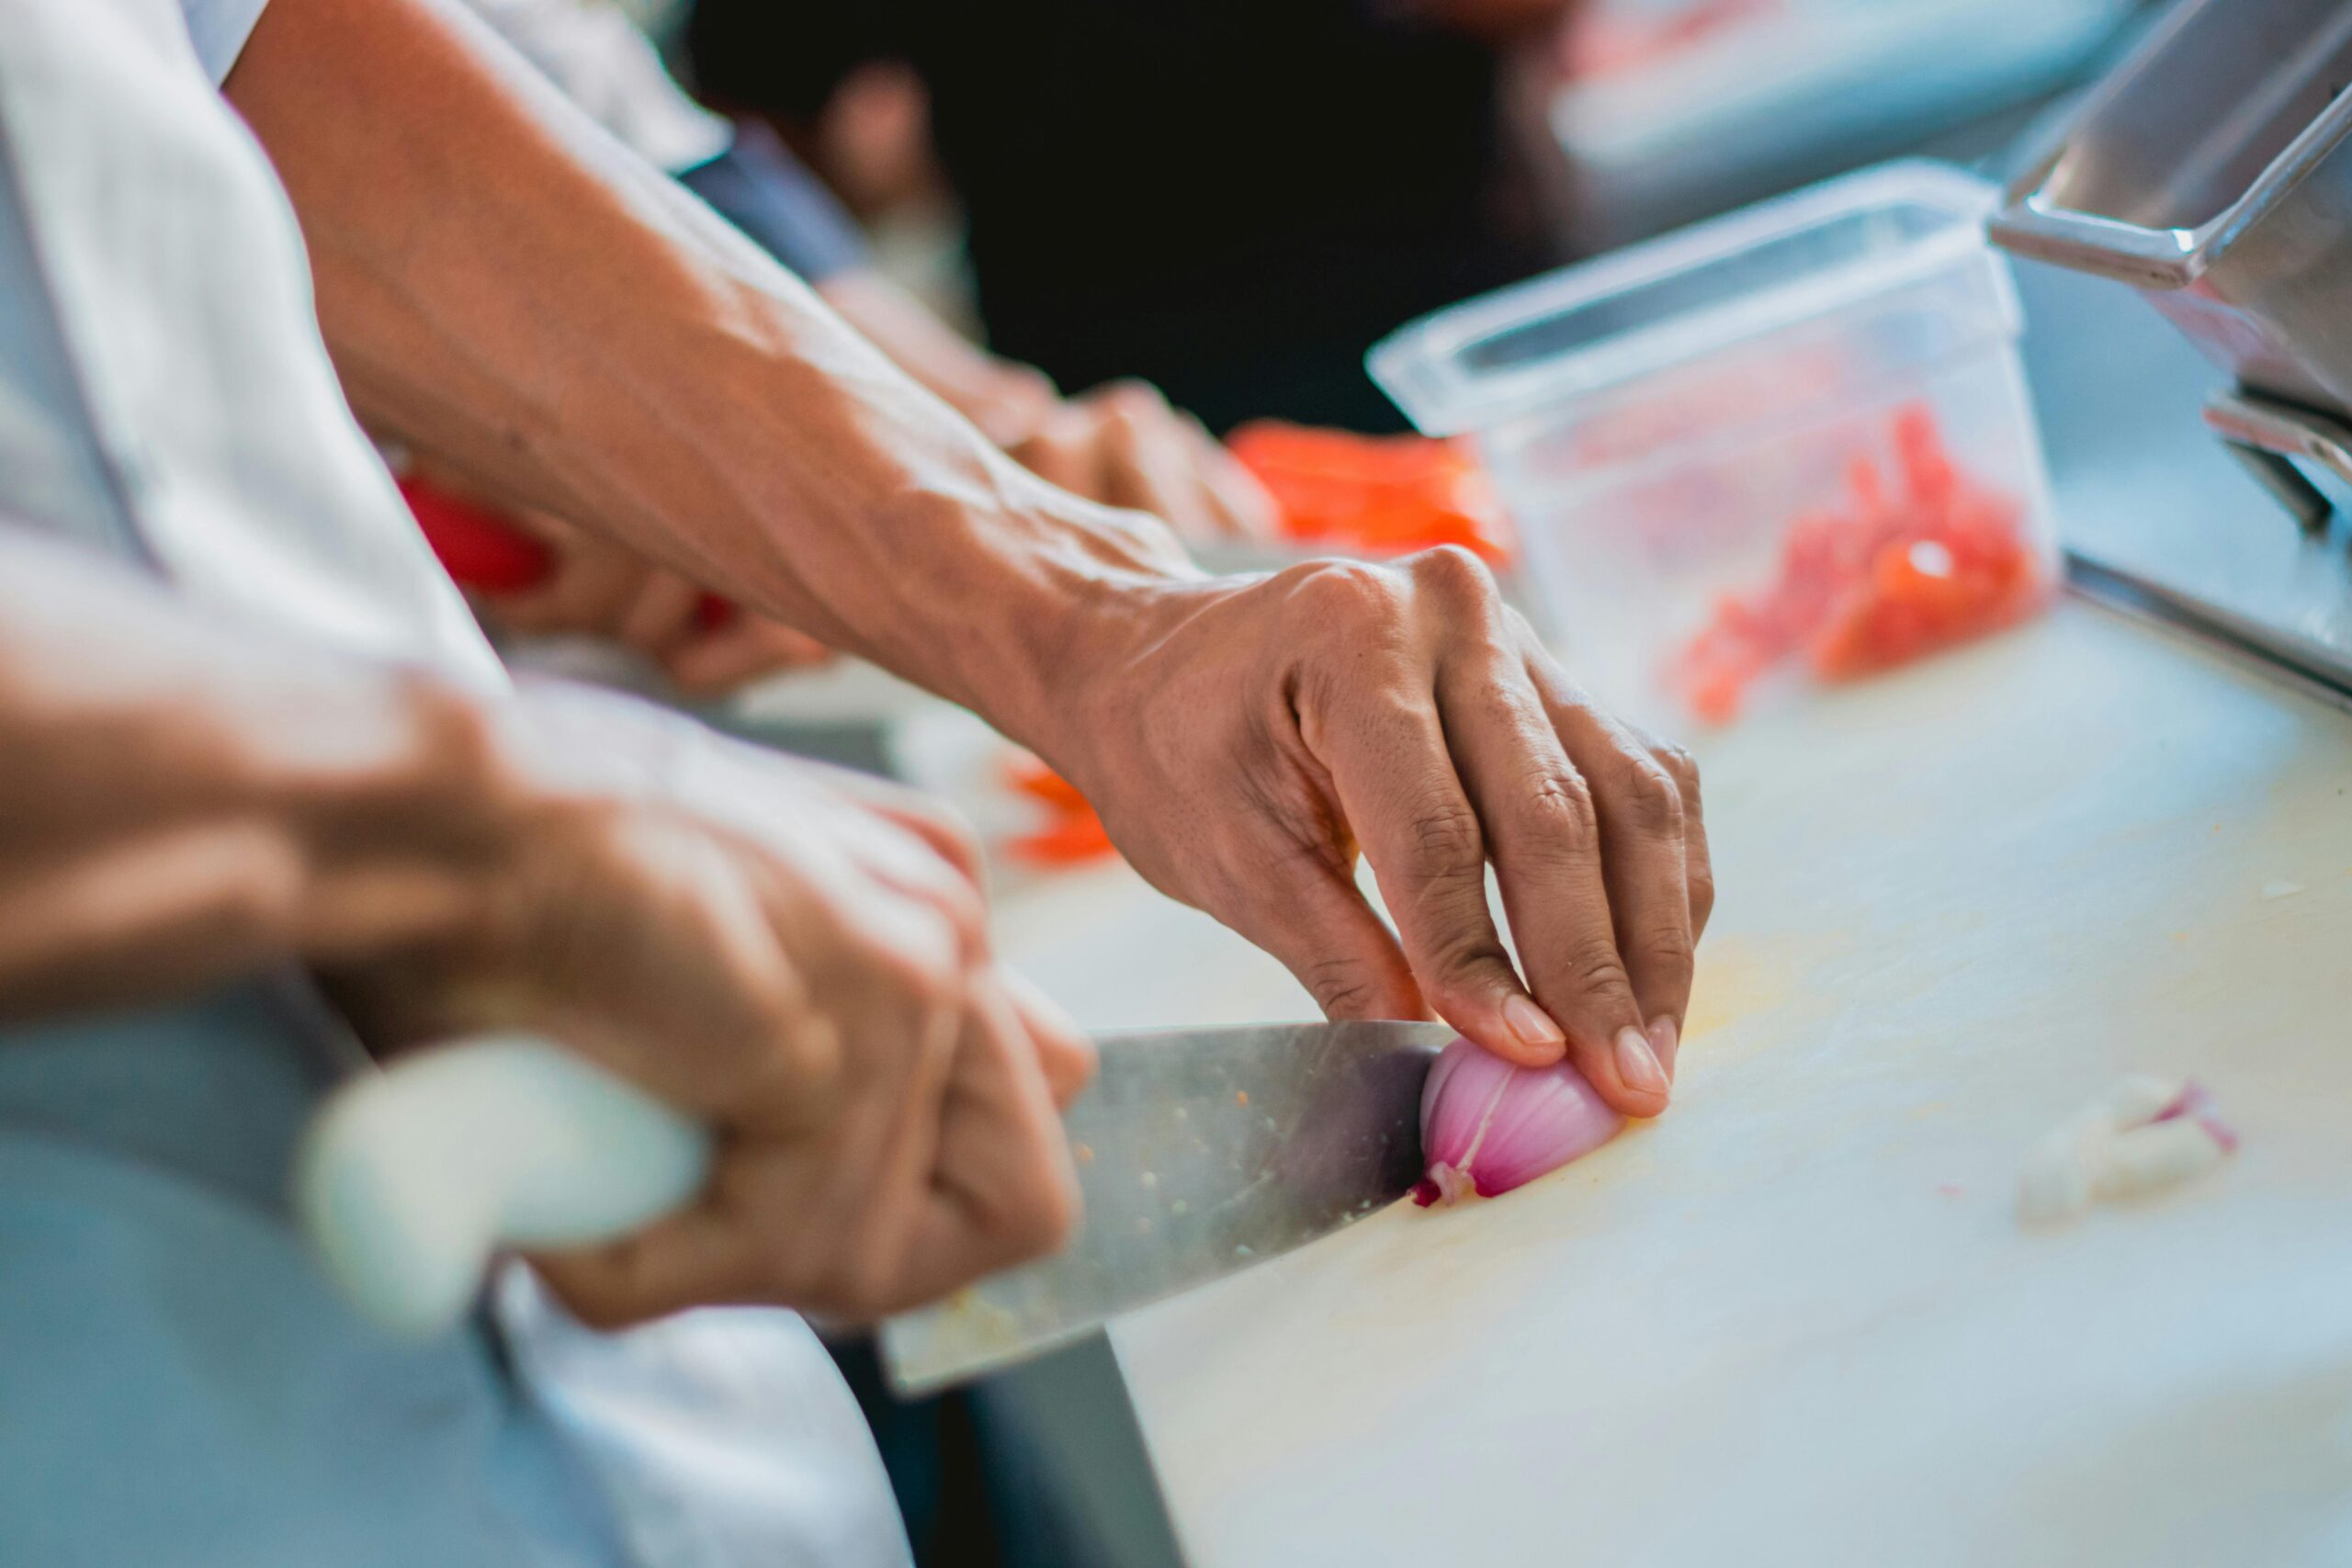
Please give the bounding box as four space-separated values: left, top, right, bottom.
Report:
294 1037 711 1336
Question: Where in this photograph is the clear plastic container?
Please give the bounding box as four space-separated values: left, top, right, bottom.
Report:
1370 161 2058 729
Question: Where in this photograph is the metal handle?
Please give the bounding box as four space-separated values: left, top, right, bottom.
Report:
1986 186 2204 291
2204 387 2352 534
294 1037 712 1336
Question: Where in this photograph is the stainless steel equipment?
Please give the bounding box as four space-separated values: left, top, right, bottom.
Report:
1991 0 2352 529
879 1021 1449 1396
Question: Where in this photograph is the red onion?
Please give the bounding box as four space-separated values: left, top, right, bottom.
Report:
1413 1036 1624 1207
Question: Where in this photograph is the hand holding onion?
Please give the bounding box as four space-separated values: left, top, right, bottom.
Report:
1039 546 1713 1119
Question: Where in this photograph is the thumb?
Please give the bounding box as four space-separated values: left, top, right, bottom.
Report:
1001 966 1098 1110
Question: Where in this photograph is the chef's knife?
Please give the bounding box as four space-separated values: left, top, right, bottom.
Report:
879 1020 1448 1395
295 1021 1446 1386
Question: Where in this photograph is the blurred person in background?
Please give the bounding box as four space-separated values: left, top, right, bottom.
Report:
2 2 1707 1565
427 0 1275 702
688 0 1584 434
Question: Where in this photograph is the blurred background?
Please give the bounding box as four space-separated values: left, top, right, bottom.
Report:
666 0 2155 430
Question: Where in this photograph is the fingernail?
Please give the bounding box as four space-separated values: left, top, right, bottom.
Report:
1614 1026 1670 1099
1646 1017 1680 1077
1502 995 1566 1056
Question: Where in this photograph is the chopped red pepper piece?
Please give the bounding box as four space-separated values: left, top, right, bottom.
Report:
1668 403 2049 723
1227 421 1517 568
400 472 736 627
1002 753 1120 869
398 474 553 594
1007 815 1119 868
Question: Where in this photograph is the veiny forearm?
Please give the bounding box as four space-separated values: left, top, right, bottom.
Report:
226 0 1195 741
0 534 505 1021
814 271 1059 449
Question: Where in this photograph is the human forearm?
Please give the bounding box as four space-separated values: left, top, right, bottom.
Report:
228 0 1194 740
813 271 1057 448
0 534 508 1021
0 534 1086 1320
220 0 1713 1104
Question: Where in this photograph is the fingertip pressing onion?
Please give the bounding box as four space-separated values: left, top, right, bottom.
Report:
1413 1036 1624 1208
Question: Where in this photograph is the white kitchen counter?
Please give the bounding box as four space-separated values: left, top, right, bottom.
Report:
990 601 2352 1567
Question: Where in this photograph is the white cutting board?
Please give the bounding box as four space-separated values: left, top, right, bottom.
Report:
991 602 2352 1568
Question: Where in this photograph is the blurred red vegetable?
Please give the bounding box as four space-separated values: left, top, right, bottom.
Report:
1003 753 1118 868
397 472 735 627
1668 403 2049 723
398 474 552 594
1227 422 1517 569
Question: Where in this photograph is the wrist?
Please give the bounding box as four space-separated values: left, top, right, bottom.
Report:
308 675 723 1046
283 671 530 969
991 560 1240 777
891 476 1210 750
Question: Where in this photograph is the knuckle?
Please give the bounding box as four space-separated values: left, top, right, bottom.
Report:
1518 767 1599 842
872 925 966 1013
1559 941 1636 1005
933 810 986 876
1536 666 1600 716
1422 940 1512 1008
1097 378 1166 419
1613 760 1684 838
1631 928 1695 978
1407 544 1498 604
1009 1168 1080 1258
1282 558 1406 627
1302 956 1385 1018
1689 864 1719 927
924 874 990 959
777 1010 843 1102
1649 740 1698 782
1407 795 1486 872
890 784 977 840
1004 363 1057 402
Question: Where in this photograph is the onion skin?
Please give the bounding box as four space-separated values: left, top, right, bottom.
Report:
2017 1076 2236 1225
1413 1036 1624 1207
2154 1078 2237 1154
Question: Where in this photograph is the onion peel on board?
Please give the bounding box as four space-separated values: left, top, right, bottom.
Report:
2017 1076 2237 1225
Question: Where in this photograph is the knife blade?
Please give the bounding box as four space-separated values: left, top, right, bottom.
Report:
878 1020 1450 1397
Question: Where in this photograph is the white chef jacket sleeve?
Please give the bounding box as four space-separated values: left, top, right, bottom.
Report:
462 0 729 174
179 0 272 82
